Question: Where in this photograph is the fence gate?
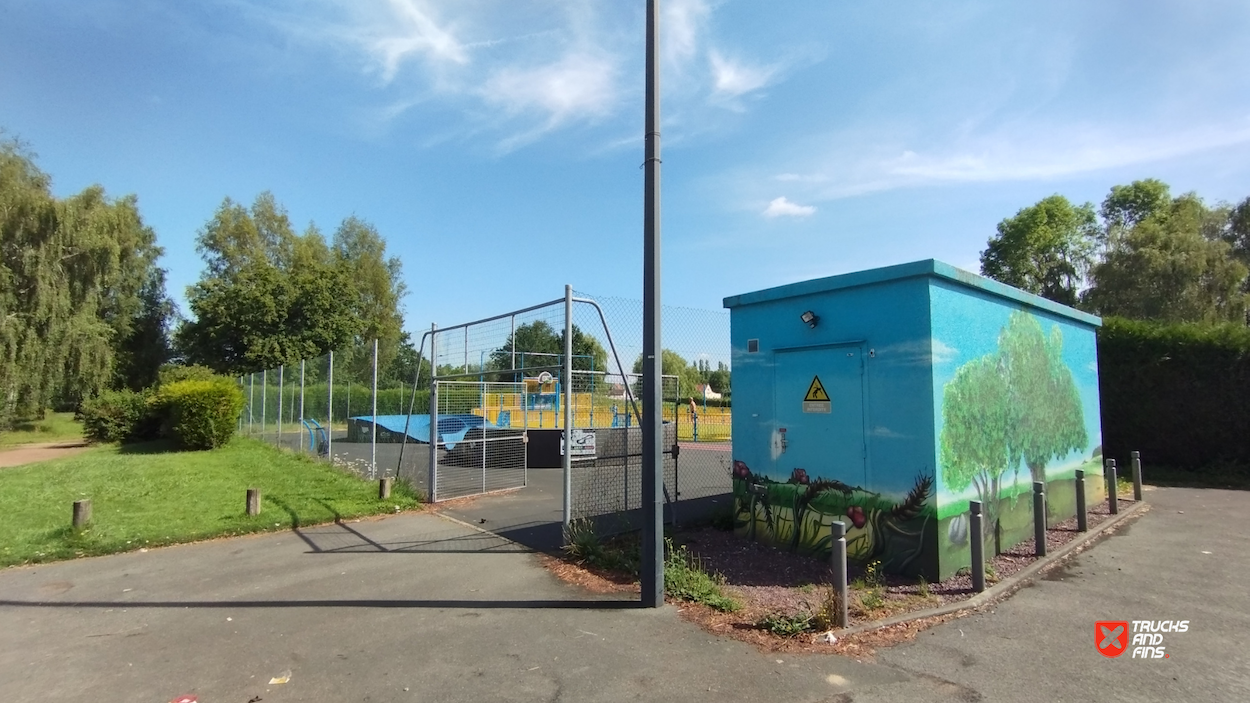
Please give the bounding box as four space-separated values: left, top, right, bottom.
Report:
431 381 528 500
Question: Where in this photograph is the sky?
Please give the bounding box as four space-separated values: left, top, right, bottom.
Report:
3 0 1250 340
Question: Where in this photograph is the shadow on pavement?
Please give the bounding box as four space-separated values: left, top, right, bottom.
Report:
0 598 640 610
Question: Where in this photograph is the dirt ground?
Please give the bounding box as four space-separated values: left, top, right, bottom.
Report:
0 441 91 469
545 497 1140 655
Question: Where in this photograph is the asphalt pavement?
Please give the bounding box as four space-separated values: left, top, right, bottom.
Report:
0 485 1245 702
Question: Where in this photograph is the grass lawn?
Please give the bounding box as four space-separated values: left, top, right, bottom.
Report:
0 412 85 448
0 437 420 568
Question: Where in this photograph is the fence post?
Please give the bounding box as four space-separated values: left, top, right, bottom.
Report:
72 499 91 529
830 519 848 627
371 338 379 480
327 351 334 460
249 373 255 434
1131 451 1143 501
379 477 392 500
562 285 574 537
1033 481 1047 557
1106 458 1118 514
1075 469 1088 532
246 488 261 516
261 369 267 439
298 359 305 454
428 324 438 503
277 364 283 448
969 501 985 593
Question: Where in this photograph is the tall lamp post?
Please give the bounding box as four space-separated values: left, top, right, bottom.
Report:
641 0 664 608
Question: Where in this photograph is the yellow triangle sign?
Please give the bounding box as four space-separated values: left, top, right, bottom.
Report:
804 376 830 402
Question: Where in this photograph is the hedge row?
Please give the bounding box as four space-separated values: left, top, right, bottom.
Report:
81 376 245 450
1098 317 1250 470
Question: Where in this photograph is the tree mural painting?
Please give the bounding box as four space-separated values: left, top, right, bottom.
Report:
999 312 1087 488
941 311 1087 533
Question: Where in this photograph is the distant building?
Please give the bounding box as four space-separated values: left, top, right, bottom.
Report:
696 383 722 401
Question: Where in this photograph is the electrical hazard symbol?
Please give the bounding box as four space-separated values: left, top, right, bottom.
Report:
802 376 831 413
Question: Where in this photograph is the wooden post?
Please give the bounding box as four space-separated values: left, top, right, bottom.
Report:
969 501 985 593
72 499 91 529
247 488 261 516
379 477 392 500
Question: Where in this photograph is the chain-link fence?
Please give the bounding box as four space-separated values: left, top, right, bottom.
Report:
238 338 431 495
235 287 733 524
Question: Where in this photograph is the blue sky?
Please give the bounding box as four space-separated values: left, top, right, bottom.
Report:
3 0 1249 337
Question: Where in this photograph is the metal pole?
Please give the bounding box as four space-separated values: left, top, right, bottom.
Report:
969 501 985 592
563 285 574 536
299 360 305 453
261 369 267 439
327 351 334 459
1075 469 1088 532
640 0 664 609
277 365 283 448
371 338 379 480
1033 481 1047 557
249 374 254 434
1131 450 1143 501
830 520 848 627
510 314 516 375
1106 458 1118 514
429 324 439 503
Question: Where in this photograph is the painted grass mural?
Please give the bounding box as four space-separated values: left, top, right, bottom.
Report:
731 461 936 576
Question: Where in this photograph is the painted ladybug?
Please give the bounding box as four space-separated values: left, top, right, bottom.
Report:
846 506 867 529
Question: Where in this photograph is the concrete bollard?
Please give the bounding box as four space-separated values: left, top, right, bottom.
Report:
1033 481 1047 557
1106 459 1119 515
246 488 261 516
969 501 985 593
1131 451 1143 501
1075 469 1088 532
72 499 91 529
830 520 849 628
379 477 392 499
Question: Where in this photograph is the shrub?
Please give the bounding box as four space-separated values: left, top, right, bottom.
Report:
157 378 246 450
80 389 161 443
158 364 219 387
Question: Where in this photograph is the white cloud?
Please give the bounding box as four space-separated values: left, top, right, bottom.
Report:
481 51 618 125
762 196 815 218
931 340 959 365
709 49 776 99
664 0 711 66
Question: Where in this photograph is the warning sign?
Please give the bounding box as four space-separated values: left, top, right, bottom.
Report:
803 376 831 413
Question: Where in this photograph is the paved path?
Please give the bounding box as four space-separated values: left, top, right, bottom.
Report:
0 486 1246 702
0 441 91 469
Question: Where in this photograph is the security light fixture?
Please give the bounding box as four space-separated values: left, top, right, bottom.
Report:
800 310 819 328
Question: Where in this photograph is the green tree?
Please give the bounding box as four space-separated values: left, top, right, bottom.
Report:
1083 193 1249 323
1100 179 1172 248
980 195 1098 306
489 321 608 380
0 138 169 423
631 348 703 398
177 194 407 376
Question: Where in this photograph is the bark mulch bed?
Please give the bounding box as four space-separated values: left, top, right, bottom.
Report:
544 498 1141 656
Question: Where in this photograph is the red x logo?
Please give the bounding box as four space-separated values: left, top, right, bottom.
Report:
1096 621 1129 658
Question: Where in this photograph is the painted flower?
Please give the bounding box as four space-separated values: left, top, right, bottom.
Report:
732 460 751 480
846 505 867 529
790 468 809 485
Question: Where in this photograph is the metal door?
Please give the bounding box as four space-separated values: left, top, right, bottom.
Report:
772 345 867 487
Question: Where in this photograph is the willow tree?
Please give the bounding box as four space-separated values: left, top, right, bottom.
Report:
0 138 168 426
